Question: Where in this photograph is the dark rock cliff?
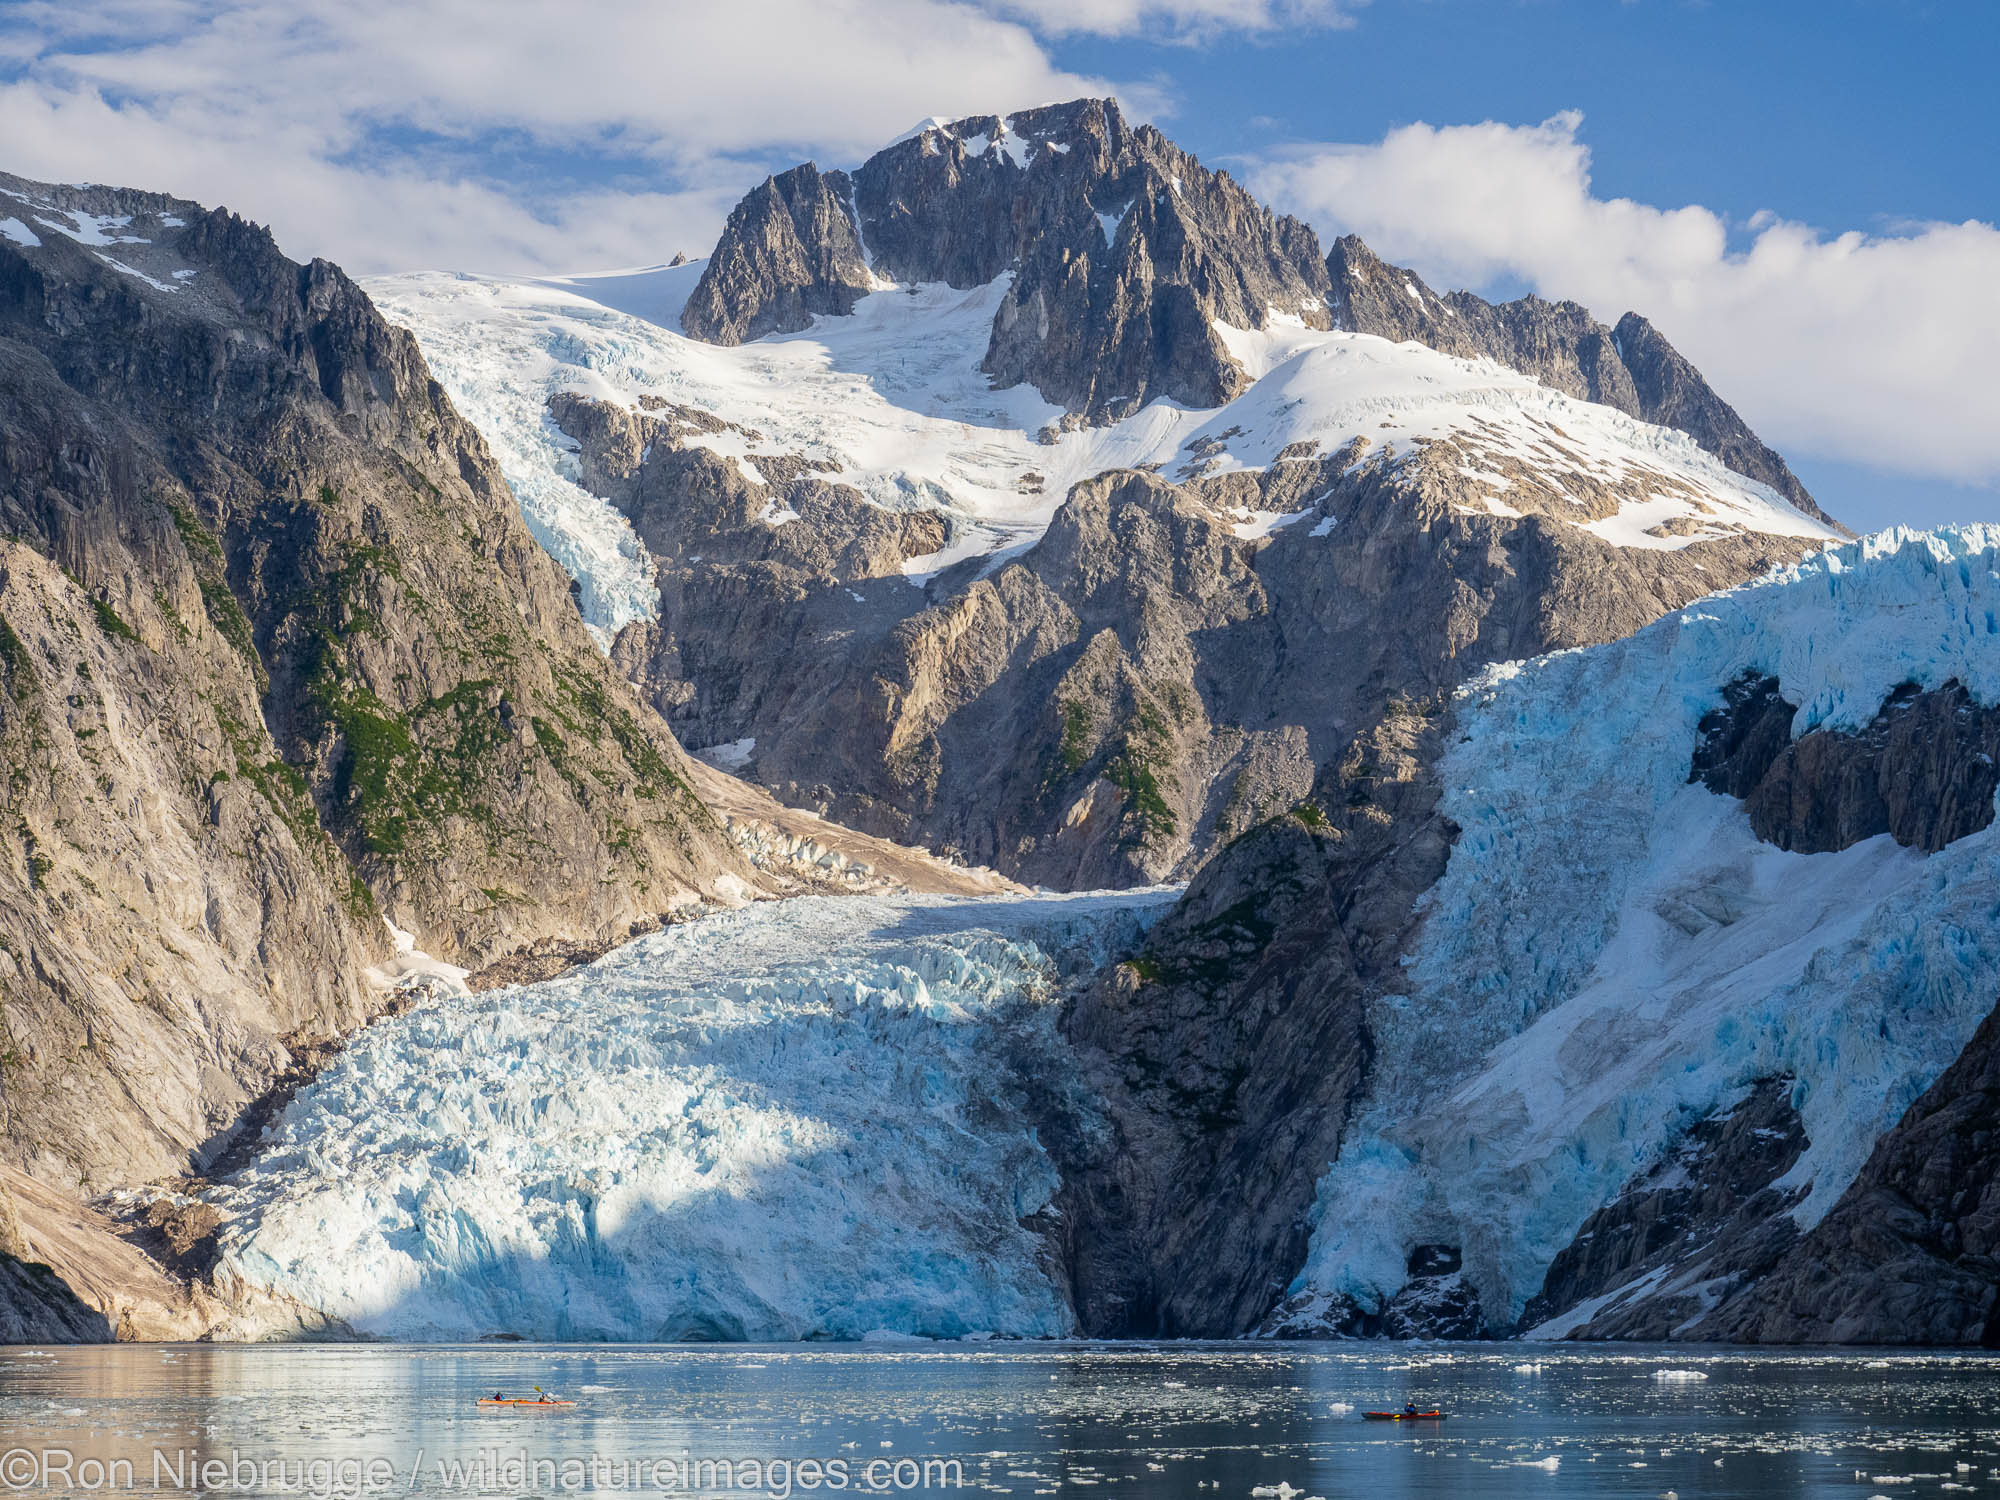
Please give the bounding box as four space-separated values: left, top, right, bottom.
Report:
1691 673 2000 854
677 164 874 346
1516 1078 1810 1339
0 172 743 1200
1697 999 2000 1345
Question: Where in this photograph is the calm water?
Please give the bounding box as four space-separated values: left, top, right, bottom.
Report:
4 1342 1999 1499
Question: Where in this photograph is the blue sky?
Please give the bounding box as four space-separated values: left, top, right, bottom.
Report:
1059 2 1994 233
1 0 1993 533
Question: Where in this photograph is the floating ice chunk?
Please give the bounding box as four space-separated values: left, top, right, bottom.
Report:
1652 1370 1708 1383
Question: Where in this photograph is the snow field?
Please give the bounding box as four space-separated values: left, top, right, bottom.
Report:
366 265 1837 645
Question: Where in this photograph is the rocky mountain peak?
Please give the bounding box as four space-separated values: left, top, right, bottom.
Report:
682 110 1829 527
683 98 1332 420
676 162 874 346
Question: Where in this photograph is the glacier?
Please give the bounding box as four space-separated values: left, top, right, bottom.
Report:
209 890 1172 1341
1291 525 2000 1329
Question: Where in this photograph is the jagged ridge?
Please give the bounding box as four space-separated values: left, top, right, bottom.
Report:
1325 236 1832 524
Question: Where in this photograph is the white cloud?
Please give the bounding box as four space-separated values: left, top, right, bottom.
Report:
1251 112 2000 488
0 0 1151 273
990 0 1359 39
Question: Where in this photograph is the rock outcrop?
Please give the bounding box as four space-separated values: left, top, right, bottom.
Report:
0 171 744 1223
1696 1001 2000 1345
1326 236 1833 523
678 164 875 346
1691 673 2000 854
1516 1079 1810 1339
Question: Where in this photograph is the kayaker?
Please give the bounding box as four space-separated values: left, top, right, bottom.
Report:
1402 1402 1418 1417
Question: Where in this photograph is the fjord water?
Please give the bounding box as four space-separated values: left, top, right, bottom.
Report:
6 1344 2000 1499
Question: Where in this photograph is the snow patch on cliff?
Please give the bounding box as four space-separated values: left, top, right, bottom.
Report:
1293 526 2000 1328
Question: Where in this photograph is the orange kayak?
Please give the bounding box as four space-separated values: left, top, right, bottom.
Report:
1363 1411 1445 1421
476 1398 575 1408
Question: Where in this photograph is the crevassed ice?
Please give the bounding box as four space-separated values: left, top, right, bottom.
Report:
212 890 1173 1341
1294 525 2000 1327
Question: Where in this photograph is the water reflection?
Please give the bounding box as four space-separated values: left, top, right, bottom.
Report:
2 1343 1999 1498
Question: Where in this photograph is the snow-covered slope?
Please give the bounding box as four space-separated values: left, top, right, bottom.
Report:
367 266 1837 638
209 889 1172 1341
1286 526 2000 1332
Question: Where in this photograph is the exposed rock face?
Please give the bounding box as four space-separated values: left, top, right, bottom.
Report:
0 172 743 1212
0 1166 223 1340
0 1176 112 1339
1326 236 1833 524
0 1255 112 1342
687 99 1332 420
678 164 874 346
1696 1001 2000 1345
1691 674 2000 854
555 387 1816 892
1517 1078 1810 1339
